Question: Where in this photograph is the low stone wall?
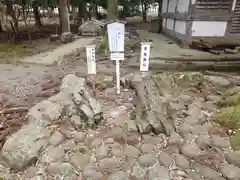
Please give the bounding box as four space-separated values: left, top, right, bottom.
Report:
1 74 103 178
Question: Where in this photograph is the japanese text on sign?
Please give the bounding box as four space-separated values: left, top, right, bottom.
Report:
107 22 125 53
140 42 151 72
86 45 96 74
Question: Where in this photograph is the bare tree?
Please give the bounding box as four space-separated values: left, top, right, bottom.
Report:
32 2 42 27
58 0 70 32
78 0 88 23
6 2 20 32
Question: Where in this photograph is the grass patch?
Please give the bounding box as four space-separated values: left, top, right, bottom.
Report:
0 43 36 64
230 130 240 150
213 105 240 129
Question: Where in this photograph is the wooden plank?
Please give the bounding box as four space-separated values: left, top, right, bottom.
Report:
161 12 233 21
195 0 232 12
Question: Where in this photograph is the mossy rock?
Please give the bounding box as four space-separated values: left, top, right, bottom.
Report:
230 130 240 150
223 86 240 98
152 73 174 86
213 105 240 129
86 74 113 91
220 91 240 107
219 86 240 107
174 72 204 87
152 73 174 95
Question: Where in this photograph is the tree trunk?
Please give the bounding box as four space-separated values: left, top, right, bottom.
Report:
92 4 97 19
0 19 3 32
107 0 118 20
48 7 54 18
141 0 147 21
78 0 88 21
158 0 162 18
6 3 19 32
33 5 42 27
58 7 62 31
71 7 78 19
67 0 71 13
59 0 70 32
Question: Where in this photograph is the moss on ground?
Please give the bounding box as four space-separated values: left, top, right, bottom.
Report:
0 43 34 64
93 74 109 90
213 105 240 129
98 32 109 55
223 86 240 98
230 130 240 151
87 74 113 91
220 91 240 107
213 85 240 149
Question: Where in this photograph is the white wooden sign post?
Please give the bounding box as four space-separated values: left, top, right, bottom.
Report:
107 22 125 95
85 45 97 96
140 42 151 72
85 45 96 75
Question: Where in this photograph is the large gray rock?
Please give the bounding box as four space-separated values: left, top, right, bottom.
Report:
194 163 224 180
60 32 73 43
70 152 90 170
48 131 65 146
158 151 173 168
0 164 13 180
108 171 128 180
47 162 77 180
29 176 45 180
220 164 240 179
204 75 231 87
175 154 190 170
148 163 170 180
96 144 109 160
180 143 203 159
60 74 85 94
99 158 124 173
83 168 103 180
124 145 141 159
28 99 63 126
211 135 231 149
131 163 146 180
39 146 65 164
225 151 240 168
78 21 103 36
61 74 103 128
2 123 50 170
2 74 104 172
138 154 157 167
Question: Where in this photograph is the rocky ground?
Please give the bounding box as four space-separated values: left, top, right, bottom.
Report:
0 70 240 180
1 21 240 179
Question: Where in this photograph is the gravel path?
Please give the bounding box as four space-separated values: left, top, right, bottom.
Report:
0 64 62 106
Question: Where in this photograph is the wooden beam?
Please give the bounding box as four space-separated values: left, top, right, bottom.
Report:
161 12 234 21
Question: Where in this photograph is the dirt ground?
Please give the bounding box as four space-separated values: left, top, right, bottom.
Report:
1 17 240 180
0 17 238 154
0 17 79 63
0 16 79 147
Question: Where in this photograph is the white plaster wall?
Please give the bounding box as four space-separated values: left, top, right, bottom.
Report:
166 18 174 30
177 0 189 13
191 21 227 36
191 0 196 4
168 0 178 13
162 0 168 13
162 18 167 28
232 0 237 10
174 20 187 34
